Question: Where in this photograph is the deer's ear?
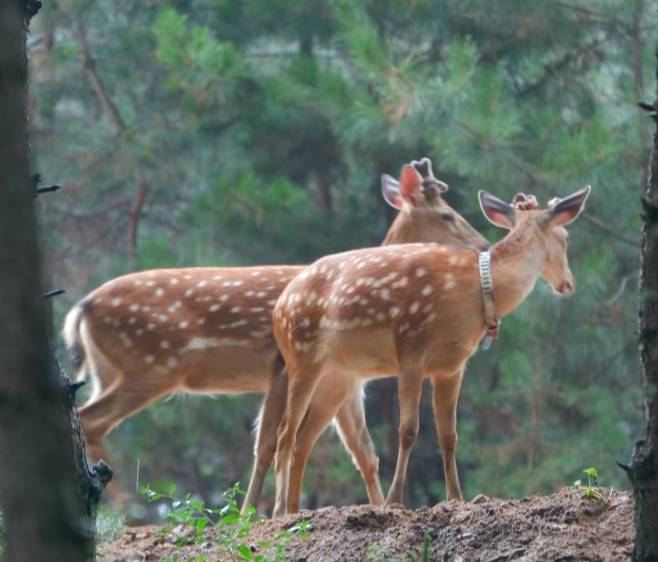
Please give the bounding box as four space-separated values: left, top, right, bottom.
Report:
478 190 515 229
543 185 591 227
381 174 403 209
399 164 422 205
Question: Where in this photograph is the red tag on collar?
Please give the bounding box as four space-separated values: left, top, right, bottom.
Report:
481 320 501 351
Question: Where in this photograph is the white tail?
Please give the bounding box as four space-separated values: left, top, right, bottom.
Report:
63 302 87 380
65 158 489 511
272 186 590 516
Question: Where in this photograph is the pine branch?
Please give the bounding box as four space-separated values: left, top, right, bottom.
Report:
581 212 641 248
74 19 126 135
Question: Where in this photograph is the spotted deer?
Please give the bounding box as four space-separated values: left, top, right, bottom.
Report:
63 159 489 512
272 186 591 516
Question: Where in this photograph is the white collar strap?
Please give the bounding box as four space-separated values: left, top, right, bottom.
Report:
478 250 501 350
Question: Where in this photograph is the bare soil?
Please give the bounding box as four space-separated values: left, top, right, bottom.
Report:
97 487 634 561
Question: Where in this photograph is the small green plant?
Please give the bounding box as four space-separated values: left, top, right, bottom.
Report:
141 483 309 561
574 466 604 500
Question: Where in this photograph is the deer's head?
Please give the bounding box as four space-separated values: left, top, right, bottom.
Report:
479 186 591 295
382 158 489 251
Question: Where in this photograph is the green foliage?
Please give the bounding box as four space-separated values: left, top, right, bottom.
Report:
141 483 309 561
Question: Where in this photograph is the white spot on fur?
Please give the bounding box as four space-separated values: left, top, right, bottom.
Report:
444 274 456 290
422 285 433 296
409 301 420 314
231 306 241 313
167 357 178 369
185 289 194 298
155 288 165 297
184 337 248 349
389 306 400 318
170 278 179 285
416 268 427 277
210 304 221 312
111 297 122 307
197 280 207 288
129 303 140 312
161 341 170 349
179 320 189 329
145 355 155 364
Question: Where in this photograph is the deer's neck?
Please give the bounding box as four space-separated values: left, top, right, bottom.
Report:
382 211 412 246
490 222 545 318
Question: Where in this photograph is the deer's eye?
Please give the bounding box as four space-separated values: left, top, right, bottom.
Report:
441 213 454 222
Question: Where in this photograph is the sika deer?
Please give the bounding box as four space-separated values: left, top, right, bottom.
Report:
272 186 591 516
63 159 489 511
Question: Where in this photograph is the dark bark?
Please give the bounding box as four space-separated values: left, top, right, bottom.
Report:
0 3 110 561
626 47 658 562
127 180 152 261
314 168 334 216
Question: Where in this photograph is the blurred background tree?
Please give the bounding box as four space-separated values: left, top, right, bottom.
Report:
30 0 653 513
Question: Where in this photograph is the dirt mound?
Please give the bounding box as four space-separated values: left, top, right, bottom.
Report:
97 487 634 561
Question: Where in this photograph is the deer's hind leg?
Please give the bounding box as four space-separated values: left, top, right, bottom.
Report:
273 362 324 517
285 372 353 512
242 355 288 514
334 384 384 506
286 378 384 512
79 357 177 506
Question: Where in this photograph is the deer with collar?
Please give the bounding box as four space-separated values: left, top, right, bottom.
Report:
272 185 590 515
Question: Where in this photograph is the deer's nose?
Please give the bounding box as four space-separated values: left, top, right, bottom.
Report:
558 279 575 294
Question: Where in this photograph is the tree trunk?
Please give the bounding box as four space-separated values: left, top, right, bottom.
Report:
0 3 110 561
626 47 658 562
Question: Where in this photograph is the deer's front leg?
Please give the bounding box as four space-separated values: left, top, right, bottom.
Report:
386 365 424 505
431 369 464 501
